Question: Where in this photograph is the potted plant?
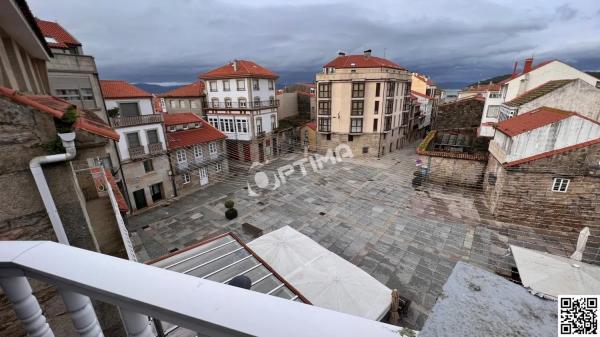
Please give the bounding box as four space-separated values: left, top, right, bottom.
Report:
224 199 238 220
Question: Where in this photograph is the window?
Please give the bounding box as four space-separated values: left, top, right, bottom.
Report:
179 100 186 108
352 82 365 98
170 100 178 108
350 118 363 133
487 105 500 118
374 101 379 114
126 132 141 147
191 100 199 109
224 98 232 108
271 115 276 130
268 80 274 90
209 142 218 155
318 83 330 98
193 145 203 159
362 147 369 154
222 80 230 91
552 178 570 192
375 83 381 97
269 96 275 106
351 101 364 115
318 101 330 115
146 129 159 144
253 97 261 108
373 118 378 132
237 79 246 91
209 81 217 92
215 162 223 172
176 149 187 163
208 117 218 128
236 119 248 133
56 89 80 101
182 173 191 184
143 159 153 173
385 99 394 114
80 88 94 100
387 82 395 97
211 98 219 108
253 79 260 90
119 102 140 117
168 125 176 132
348 135 354 142
318 117 331 132
256 117 263 133
384 116 392 131
239 98 247 108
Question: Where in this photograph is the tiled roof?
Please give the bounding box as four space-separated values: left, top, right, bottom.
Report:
504 79 575 107
505 138 600 167
36 19 81 49
324 54 405 70
165 117 226 149
160 81 205 97
494 107 575 137
100 80 152 99
463 83 500 92
163 112 202 126
90 167 129 212
0 86 119 141
200 60 278 80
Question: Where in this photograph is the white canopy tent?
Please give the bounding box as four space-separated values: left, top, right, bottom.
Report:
510 244 600 300
248 226 392 321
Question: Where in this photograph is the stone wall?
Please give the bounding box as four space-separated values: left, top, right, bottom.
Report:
422 155 487 187
483 143 600 241
123 154 174 211
316 126 407 158
434 97 484 130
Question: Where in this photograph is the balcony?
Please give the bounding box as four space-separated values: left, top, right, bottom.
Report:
128 146 146 159
176 161 189 172
148 142 165 155
111 114 163 128
206 100 279 110
256 131 266 138
0 241 402 337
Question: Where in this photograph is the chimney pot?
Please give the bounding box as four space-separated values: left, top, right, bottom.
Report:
232 60 238 72
364 49 372 58
338 51 346 56
523 58 534 74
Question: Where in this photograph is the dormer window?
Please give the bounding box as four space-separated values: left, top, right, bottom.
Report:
194 123 200 128
168 126 176 132
44 36 58 44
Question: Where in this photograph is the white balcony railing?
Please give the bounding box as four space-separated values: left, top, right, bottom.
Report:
0 241 403 337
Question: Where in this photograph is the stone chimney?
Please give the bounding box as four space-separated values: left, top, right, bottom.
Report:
338 51 346 56
232 60 238 72
523 57 534 74
364 49 372 58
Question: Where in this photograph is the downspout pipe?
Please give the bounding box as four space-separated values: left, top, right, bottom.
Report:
29 132 77 245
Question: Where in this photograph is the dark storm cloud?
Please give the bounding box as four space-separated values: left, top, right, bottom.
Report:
28 0 600 86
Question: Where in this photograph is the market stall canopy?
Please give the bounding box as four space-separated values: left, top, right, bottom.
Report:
510 245 600 300
248 226 391 320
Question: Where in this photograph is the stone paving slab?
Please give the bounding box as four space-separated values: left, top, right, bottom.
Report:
127 143 579 329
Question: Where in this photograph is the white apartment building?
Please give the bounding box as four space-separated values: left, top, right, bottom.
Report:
479 58 600 137
315 50 412 156
101 80 174 211
200 60 281 162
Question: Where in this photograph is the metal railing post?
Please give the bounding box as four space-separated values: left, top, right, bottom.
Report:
60 290 104 337
0 272 54 337
120 309 155 337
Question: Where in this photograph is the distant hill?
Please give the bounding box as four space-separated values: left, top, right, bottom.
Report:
437 82 470 90
466 74 512 88
134 83 185 94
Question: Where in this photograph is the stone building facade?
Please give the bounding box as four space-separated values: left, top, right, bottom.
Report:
160 81 205 117
434 96 485 130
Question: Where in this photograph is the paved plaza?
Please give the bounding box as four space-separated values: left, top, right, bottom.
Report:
127 143 578 328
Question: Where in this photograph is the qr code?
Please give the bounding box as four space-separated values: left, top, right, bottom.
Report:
559 296 599 336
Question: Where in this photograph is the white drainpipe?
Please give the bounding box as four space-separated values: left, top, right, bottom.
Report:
29 132 77 245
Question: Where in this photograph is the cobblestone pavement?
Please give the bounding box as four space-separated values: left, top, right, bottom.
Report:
127 142 577 328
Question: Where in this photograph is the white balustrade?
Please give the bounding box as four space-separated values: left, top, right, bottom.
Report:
0 241 402 337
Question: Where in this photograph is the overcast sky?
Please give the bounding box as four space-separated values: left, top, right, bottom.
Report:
28 0 600 87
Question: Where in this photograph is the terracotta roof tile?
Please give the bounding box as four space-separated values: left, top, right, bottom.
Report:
494 107 576 137
90 167 129 212
160 81 205 98
0 86 119 141
36 19 81 49
163 112 202 126
200 60 278 80
504 79 575 107
324 54 405 70
100 80 152 99
463 83 500 92
165 116 226 149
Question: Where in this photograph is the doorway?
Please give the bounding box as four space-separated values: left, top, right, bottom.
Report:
133 189 147 210
258 143 265 163
199 167 208 186
149 183 163 202
243 144 251 162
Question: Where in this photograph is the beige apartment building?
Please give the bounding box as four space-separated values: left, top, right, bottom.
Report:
315 50 411 156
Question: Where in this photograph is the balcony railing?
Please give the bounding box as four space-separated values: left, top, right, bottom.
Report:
148 142 165 155
0 241 402 337
111 114 163 128
256 131 266 138
128 145 146 159
206 100 279 110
